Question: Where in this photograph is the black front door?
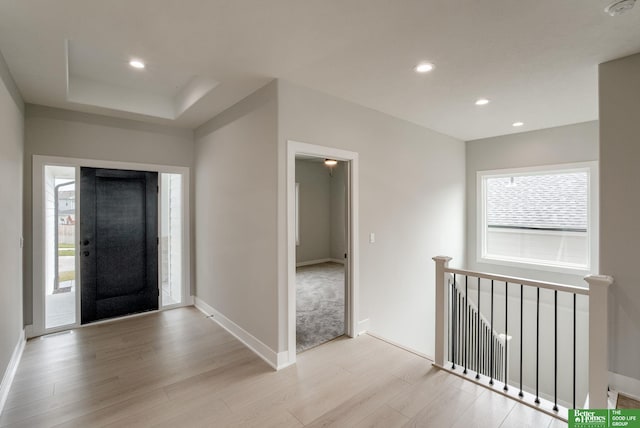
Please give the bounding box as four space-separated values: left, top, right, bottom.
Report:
80 168 159 324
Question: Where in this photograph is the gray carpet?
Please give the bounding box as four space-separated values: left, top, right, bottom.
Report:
296 262 345 352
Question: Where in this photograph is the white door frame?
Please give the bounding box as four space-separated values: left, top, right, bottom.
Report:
286 141 359 365
30 155 191 338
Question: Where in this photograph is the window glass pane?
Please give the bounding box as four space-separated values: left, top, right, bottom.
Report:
487 172 587 231
484 170 589 269
45 165 77 329
161 173 183 307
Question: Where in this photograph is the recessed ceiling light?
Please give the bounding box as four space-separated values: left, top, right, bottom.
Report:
605 0 636 16
414 62 434 73
475 98 490 106
512 121 524 127
129 59 145 69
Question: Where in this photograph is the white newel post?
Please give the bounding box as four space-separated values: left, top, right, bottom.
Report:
584 274 613 409
433 256 452 367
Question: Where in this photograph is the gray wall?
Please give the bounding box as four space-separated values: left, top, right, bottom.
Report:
0 52 24 385
466 121 599 286
295 159 346 264
194 82 279 350
295 160 331 264
23 105 195 325
330 162 346 261
600 52 640 383
277 80 466 356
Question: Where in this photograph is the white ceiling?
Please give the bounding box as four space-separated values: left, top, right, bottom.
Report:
0 0 639 141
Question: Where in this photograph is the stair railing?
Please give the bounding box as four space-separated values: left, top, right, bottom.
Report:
433 256 612 421
449 275 508 383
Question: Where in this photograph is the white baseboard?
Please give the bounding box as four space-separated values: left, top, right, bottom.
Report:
296 258 345 267
0 329 26 416
276 351 295 370
194 297 281 371
357 318 370 335
366 330 433 361
609 371 640 402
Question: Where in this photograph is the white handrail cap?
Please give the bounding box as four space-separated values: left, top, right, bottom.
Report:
584 275 614 288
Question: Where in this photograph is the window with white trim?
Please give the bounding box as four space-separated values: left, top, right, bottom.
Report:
478 163 598 272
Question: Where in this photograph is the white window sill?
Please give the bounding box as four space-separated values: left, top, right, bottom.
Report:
478 255 592 276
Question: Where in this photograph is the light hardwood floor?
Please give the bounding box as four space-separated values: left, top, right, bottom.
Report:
1 307 566 427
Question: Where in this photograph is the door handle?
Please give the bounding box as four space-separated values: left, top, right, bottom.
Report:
82 240 90 246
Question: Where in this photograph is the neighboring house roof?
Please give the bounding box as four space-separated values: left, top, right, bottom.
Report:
487 172 587 231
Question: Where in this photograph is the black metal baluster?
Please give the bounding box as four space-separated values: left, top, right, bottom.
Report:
458 289 462 366
519 284 524 398
486 327 489 375
468 309 472 372
499 342 502 382
482 325 486 374
469 311 472 371
490 342 499 385
473 311 477 372
452 274 456 369
573 293 577 410
554 290 559 412
470 310 478 370
490 280 494 385
496 342 499 382
494 338 496 381
502 346 504 382
501 345 504 383
497 339 500 382
476 277 481 379
485 326 488 374
450 279 453 363
498 344 502 382
474 314 477 371
535 287 540 404
448 280 451 362
504 282 509 391
501 345 504 382
456 290 459 366
464 276 468 374
481 325 484 374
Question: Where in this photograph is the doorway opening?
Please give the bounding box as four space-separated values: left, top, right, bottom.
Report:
33 156 191 337
295 157 347 352
286 141 359 365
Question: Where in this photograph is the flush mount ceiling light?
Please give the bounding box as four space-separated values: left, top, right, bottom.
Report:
475 98 490 106
414 62 434 73
129 59 145 69
512 121 524 127
324 159 338 166
605 0 636 15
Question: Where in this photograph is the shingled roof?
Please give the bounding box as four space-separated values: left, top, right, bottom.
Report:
486 172 588 231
